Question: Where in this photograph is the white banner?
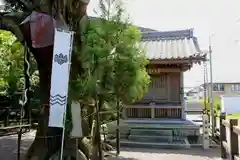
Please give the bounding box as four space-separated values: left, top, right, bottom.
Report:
48 29 74 128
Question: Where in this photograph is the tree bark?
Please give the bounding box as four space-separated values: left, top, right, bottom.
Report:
21 22 64 160
91 97 104 160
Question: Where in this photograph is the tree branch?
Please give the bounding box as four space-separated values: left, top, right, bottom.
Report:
0 12 29 42
18 0 34 11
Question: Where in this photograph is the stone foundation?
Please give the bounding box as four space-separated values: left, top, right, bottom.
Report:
104 119 201 148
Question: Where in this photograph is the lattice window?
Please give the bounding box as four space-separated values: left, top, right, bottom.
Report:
213 83 224 92
232 84 240 92
150 74 166 89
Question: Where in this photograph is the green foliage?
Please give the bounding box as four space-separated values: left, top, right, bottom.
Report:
69 0 150 106
201 96 221 116
2 0 150 140
66 0 150 138
0 30 24 93
0 30 39 94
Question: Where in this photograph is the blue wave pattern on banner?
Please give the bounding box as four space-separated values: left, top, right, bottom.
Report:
50 94 67 106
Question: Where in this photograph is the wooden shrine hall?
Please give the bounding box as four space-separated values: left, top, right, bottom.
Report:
123 28 205 120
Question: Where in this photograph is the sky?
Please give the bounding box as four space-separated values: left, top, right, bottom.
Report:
88 0 240 87
1 0 240 87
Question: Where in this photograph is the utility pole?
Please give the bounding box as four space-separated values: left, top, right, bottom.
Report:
203 60 207 113
209 36 215 136
205 61 210 103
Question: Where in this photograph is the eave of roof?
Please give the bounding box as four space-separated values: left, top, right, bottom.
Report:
203 82 240 85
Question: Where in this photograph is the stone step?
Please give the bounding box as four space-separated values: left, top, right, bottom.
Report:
118 139 190 149
126 120 201 130
128 135 187 143
128 135 175 143
130 128 172 136
129 125 200 131
129 127 200 137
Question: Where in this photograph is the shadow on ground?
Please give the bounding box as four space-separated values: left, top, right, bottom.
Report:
0 132 34 160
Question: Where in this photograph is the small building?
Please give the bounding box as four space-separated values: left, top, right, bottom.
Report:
116 28 206 148
187 82 240 99
204 82 240 97
123 28 205 120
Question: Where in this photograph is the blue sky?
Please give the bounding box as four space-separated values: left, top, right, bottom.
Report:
88 0 240 87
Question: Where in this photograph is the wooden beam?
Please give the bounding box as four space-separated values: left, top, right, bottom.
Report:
230 119 238 160
220 112 227 159
124 105 182 109
167 73 171 102
147 68 180 74
150 59 204 64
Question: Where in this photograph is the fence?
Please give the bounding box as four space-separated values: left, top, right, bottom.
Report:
220 112 240 159
0 107 38 136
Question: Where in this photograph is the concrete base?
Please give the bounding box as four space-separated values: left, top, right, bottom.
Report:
104 118 201 149
112 139 191 149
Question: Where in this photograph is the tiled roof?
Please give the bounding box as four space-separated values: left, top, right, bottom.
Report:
137 27 157 33
138 28 204 60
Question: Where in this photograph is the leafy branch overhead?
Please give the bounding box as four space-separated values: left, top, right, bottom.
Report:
70 0 150 104
0 30 38 93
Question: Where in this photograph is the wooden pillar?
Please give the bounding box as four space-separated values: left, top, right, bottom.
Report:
220 112 227 159
179 70 185 119
167 73 171 102
230 119 238 159
202 114 210 149
150 102 155 119
122 106 127 119
151 107 155 119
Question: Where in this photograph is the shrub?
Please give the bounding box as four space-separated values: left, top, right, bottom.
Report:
201 96 221 116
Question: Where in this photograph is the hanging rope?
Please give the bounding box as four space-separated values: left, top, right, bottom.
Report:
20 41 31 115
17 41 31 160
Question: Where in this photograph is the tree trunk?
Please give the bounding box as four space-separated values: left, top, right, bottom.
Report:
24 1 91 158
24 30 89 160
91 97 104 160
0 1 91 159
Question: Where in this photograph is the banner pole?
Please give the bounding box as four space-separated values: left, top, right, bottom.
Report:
60 107 67 160
60 48 72 160
76 138 79 159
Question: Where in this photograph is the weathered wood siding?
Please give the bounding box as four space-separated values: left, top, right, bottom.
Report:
125 68 182 119
168 72 180 102
141 72 180 103
148 73 168 100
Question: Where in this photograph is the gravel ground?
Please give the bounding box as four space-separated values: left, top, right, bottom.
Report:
0 131 221 160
